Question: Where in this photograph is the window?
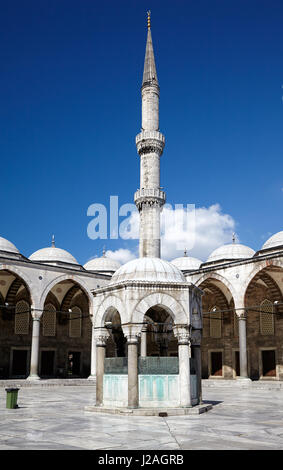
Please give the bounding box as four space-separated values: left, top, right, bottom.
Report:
42 304 56 337
69 306 82 338
260 299 274 335
210 306 221 338
15 300 30 335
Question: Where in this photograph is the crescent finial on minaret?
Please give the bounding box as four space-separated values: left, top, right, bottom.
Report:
147 10 151 30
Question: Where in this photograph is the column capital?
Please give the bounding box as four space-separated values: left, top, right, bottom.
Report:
31 310 41 321
122 324 141 344
173 325 191 345
125 334 140 345
93 327 110 346
236 309 247 320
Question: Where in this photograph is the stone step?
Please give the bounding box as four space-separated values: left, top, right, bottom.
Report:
0 378 96 388
202 378 283 389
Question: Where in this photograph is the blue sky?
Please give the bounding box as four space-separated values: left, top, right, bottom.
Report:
0 0 282 264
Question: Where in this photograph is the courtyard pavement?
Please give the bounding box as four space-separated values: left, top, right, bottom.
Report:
0 381 283 450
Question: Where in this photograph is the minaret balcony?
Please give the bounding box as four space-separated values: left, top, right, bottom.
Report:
136 130 165 156
134 188 166 210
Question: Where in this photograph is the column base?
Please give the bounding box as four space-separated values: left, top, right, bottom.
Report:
85 404 212 416
235 377 252 387
26 374 41 381
87 374 96 381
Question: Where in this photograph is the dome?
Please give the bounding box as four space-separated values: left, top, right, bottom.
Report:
206 243 255 263
110 257 186 284
261 231 283 251
29 247 79 266
84 255 121 272
0 237 20 255
171 256 202 271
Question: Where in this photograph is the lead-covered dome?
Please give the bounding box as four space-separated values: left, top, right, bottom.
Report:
29 247 79 266
171 256 202 271
261 231 283 251
206 243 255 264
110 257 186 284
0 236 20 255
84 255 121 273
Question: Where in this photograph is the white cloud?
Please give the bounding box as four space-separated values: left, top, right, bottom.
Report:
107 203 236 263
105 248 136 265
160 204 236 261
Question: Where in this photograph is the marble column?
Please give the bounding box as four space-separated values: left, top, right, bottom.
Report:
238 311 248 378
140 327 147 357
95 331 109 406
88 325 96 380
194 345 202 404
127 335 139 408
174 327 191 407
27 312 41 381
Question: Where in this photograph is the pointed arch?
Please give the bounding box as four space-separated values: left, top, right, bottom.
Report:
0 266 36 307
195 272 238 304
132 292 188 325
94 295 126 328
242 259 283 299
39 274 93 313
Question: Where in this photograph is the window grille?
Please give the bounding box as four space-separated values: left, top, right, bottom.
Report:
15 300 30 335
202 316 210 337
210 306 221 338
42 303 56 337
260 299 274 335
69 306 82 338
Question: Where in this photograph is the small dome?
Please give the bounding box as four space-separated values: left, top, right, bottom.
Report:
29 247 79 266
110 257 186 284
84 255 121 273
171 256 202 271
261 231 283 251
207 243 255 263
0 237 20 255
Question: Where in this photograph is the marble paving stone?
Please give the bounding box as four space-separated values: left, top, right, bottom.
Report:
0 383 283 450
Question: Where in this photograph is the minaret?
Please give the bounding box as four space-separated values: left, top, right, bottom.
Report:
134 11 165 258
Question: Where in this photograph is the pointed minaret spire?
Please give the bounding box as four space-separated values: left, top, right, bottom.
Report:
142 11 159 88
135 13 165 258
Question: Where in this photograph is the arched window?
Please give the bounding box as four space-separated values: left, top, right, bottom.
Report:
15 300 30 335
210 306 221 338
69 306 82 338
202 314 210 337
42 303 56 337
260 299 274 335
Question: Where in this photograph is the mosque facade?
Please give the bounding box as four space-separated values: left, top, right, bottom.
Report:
0 14 282 388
